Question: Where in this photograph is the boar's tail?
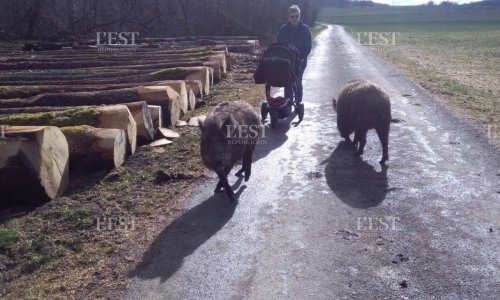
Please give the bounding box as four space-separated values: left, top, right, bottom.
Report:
390 118 404 123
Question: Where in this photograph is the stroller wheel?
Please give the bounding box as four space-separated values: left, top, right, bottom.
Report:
261 102 269 122
270 112 278 128
297 103 304 121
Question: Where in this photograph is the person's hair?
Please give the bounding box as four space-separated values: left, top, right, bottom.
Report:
288 4 301 16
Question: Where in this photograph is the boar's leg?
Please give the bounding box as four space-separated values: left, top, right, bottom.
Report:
214 180 223 193
235 146 254 181
352 132 359 147
376 124 390 165
354 129 367 157
216 169 235 202
214 168 231 192
243 147 254 181
235 166 244 178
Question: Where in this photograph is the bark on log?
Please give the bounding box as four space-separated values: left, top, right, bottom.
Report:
64 45 228 55
60 125 126 169
148 105 162 129
124 101 155 144
137 36 255 42
0 105 137 154
154 81 188 116
0 78 200 100
0 50 224 64
0 54 227 74
0 85 175 108
148 67 211 96
185 80 203 100
0 126 69 206
0 67 212 92
0 106 73 115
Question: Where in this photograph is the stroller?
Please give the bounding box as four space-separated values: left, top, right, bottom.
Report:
254 43 304 128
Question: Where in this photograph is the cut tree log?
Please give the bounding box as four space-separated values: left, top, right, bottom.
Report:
0 55 226 84
1 48 222 62
60 125 126 169
154 81 188 116
0 126 69 206
0 105 137 154
148 105 162 129
123 101 155 144
138 86 181 128
150 67 211 96
187 88 196 111
152 80 195 113
185 80 203 100
0 106 74 115
0 79 196 100
0 67 212 92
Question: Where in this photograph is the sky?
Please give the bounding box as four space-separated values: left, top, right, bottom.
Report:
371 0 480 5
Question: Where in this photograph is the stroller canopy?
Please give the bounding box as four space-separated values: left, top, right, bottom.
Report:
254 43 298 87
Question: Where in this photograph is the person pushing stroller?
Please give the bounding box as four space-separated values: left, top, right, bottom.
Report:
277 4 312 114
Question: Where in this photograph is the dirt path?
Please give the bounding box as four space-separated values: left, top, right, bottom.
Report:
123 25 500 299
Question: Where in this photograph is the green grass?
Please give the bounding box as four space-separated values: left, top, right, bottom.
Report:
319 6 500 26
0 228 20 250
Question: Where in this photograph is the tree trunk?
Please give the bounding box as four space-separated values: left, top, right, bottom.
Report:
148 105 162 129
138 86 181 128
0 79 204 100
187 88 196 111
0 105 137 155
0 67 212 92
60 126 126 169
185 80 204 100
154 81 188 116
0 54 227 72
124 101 155 144
0 126 69 206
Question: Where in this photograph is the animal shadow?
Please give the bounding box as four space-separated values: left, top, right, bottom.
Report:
253 111 297 162
128 187 244 282
324 141 389 208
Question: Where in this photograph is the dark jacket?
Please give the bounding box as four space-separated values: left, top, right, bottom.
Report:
276 21 312 59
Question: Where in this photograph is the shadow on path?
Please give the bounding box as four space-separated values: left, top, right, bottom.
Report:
128 186 246 282
324 141 388 208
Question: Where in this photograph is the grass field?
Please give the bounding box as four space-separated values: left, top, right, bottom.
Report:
318 5 500 144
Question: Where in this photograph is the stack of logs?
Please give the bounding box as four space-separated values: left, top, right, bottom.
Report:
0 36 258 205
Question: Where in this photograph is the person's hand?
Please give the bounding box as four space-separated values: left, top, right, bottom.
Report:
297 58 304 68
288 44 300 55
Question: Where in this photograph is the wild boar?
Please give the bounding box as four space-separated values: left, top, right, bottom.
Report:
200 101 261 202
333 79 391 165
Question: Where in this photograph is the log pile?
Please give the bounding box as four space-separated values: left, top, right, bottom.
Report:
0 35 256 204
0 126 69 206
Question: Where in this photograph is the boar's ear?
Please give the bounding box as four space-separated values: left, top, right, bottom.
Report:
332 98 337 111
222 115 235 128
220 116 236 130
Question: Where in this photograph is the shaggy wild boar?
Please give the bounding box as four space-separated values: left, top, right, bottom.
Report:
333 79 392 165
200 101 261 203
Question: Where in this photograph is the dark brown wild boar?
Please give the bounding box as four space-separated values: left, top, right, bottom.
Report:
199 101 261 203
333 79 392 165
